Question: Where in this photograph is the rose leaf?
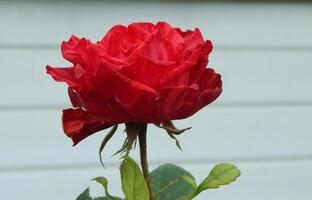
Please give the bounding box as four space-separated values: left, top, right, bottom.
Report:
195 163 241 195
150 164 196 200
120 156 150 200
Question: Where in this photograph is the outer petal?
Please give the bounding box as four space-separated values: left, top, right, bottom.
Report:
61 36 87 63
62 36 101 75
183 28 205 52
125 22 155 48
111 85 198 123
99 25 128 58
119 56 177 88
96 58 159 106
187 40 213 85
62 108 120 145
46 65 80 89
156 22 185 54
158 84 199 120
158 44 202 87
174 27 194 38
126 29 178 64
113 70 159 106
172 68 222 119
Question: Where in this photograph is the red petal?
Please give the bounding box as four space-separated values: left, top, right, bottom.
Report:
127 29 178 64
156 22 184 53
158 44 202 87
158 85 199 120
99 25 128 58
46 65 80 89
62 36 101 75
61 36 86 63
183 28 205 51
119 56 176 87
68 88 88 110
113 70 159 106
62 108 117 145
126 22 155 45
173 68 222 119
188 40 213 85
174 27 194 38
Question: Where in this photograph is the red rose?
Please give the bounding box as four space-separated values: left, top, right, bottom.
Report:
46 22 222 145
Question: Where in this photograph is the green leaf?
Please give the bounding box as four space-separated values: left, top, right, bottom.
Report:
197 163 241 193
120 156 150 200
76 188 92 200
150 164 196 200
92 177 110 196
180 175 197 190
92 197 121 200
92 177 123 200
92 198 108 200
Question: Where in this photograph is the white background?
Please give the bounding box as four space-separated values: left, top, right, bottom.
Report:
0 1 312 199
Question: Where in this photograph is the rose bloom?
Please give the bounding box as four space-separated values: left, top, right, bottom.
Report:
46 22 222 145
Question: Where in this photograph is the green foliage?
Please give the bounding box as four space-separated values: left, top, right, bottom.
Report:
150 163 240 200
120 156 150 200
92 177 122 200
182 163 241 200
76 158 240 200
76 188 111 200
76 188 92 200
76 177 123 200
150 164 196 200
196 163 241 192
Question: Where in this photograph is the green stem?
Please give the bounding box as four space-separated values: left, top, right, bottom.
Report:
138 124 153 200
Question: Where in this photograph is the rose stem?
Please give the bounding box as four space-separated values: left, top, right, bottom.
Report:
138 124 153 200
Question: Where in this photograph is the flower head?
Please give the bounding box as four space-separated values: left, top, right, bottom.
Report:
46 22 222 145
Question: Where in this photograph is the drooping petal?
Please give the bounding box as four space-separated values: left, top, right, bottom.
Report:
62 108 118 145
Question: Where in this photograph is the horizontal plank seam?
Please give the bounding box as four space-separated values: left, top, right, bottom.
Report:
1 154 311 174
1 44 312 52
1 101 312 111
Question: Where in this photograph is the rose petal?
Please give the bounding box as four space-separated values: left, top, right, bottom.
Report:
158 44 202 87
62 108 118 145
173 68 222 119
46 65 80 89
119 56 176 87
156 22 185 54
188 40 213 85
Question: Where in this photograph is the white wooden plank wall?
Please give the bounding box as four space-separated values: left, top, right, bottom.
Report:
0 1 312 200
